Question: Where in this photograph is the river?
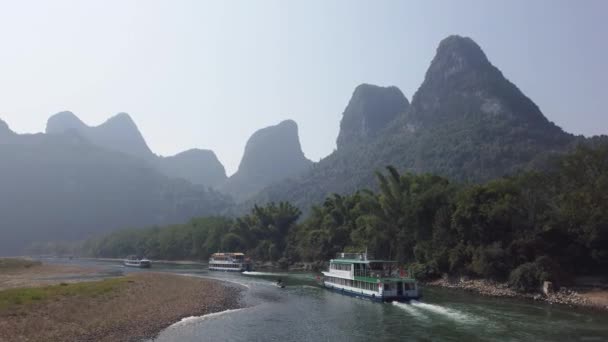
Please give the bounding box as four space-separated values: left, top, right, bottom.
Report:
46 259 608 341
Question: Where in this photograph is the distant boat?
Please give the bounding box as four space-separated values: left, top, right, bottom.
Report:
320 252 421 302
208 252 252 272
123 256 151 268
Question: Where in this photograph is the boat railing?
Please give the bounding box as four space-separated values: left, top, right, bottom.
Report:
354 269 392 278
335 252 374 260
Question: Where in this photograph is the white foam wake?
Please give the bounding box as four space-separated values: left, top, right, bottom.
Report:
242 271 289 276
179 273 251 288
392 301 429 320
169 308 245 328
410 300 477 323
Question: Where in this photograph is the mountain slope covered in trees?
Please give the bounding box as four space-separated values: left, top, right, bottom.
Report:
85 144 608 292
245 35 582 212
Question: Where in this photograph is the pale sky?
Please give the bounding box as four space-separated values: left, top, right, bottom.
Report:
0 0 606 175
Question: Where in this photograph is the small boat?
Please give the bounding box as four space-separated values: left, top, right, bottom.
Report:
123 255 151 268
275 279 285 288
320 252 421 302
208 252 252 272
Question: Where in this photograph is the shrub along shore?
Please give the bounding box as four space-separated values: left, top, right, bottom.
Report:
0 271 242 342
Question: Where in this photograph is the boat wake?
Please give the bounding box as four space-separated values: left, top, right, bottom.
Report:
392 302 429 320
410 300 478 323
242 271 290 276
180 273 251 289
168 308 245 328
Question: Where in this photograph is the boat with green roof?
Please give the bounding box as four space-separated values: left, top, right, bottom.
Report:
320 252 421 302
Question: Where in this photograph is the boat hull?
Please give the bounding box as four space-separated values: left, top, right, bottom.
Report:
323 283 421 302
123 261 151 268
208 267 246 272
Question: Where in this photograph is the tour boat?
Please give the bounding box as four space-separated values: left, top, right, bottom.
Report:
208 252 252 272
320 252 421 302
123 256 151 268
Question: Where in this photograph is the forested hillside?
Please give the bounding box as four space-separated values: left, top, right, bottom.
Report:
85 144 608 292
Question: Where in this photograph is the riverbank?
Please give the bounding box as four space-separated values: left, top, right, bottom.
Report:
0 271 242 341
0 258 112 290
425 277 608 311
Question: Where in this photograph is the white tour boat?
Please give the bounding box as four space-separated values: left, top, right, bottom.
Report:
321 252 421 302
208 252 252 272
123 255 151 268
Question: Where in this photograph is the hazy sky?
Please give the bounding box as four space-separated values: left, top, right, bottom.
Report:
1 0 606 175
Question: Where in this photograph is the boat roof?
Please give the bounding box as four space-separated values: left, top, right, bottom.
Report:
330 259 397 264
212 252 244 256
329 252 399 264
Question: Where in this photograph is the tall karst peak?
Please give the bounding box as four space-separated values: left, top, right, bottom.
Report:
46 111 87 134
220 119 312 201
337 84 409 149
408 35 556 130
427 35 491 80
238 119 308 175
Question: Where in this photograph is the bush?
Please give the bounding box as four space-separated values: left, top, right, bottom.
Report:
409 262 439 281
471 243 510 280
508 256 561 293
508 262 540 293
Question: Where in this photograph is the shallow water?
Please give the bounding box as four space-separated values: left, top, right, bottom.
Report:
45 258 608 341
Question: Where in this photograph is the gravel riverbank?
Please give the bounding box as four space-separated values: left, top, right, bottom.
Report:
425 278 608 311
0 272 243 342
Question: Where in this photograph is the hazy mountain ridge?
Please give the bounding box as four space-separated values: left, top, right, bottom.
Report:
243 35 595 212
219 120 313 202
0 120 232 255
157 149 227 188
47 111 154 159
46 111 227 187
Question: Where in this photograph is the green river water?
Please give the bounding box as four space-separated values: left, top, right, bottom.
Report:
47 259 608 341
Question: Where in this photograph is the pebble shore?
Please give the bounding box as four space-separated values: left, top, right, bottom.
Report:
0 273 243 342
425 278 607 311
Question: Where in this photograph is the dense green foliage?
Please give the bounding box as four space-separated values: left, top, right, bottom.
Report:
84 203 301 262
293 145 608 292
86 145 608 293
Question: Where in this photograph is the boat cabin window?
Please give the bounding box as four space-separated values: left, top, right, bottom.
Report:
330 263 351 271
384 283 390 291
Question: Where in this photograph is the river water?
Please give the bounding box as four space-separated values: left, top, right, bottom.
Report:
46 259 608 341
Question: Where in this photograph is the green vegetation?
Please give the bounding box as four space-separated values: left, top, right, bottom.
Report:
0 277 128 310
86 145 608 293
0 258 41 272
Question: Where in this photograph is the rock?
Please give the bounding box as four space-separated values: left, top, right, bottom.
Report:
543 281 554 296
